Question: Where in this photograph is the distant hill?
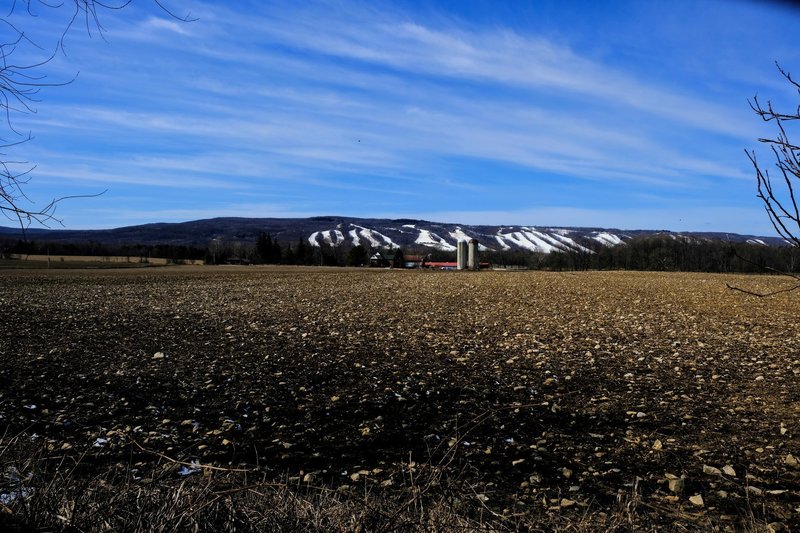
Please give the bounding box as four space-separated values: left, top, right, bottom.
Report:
0 217 785 254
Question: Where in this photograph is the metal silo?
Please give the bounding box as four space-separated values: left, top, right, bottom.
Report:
468 239 479 270
457 240 467 270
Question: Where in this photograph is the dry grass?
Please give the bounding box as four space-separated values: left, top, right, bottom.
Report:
0 432 651 532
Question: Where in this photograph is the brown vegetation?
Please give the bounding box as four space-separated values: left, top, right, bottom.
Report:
1 267 798 531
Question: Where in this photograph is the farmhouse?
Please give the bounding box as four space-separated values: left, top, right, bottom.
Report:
368 251 426 268
369 251 391 267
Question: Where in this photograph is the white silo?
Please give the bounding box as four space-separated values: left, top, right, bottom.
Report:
457 240 468 270
468 239 479 270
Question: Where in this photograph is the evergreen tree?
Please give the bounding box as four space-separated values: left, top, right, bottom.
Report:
256 232 282 264
256 232 269 263
347 245 368 266
284 243 295 265
271 236 282 263
392 248 405 268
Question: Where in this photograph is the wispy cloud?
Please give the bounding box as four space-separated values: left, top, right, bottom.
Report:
142 16 191 36
8 0 795 233
231 2 754 137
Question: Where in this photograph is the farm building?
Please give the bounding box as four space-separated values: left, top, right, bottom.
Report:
369 252 391 268
369 250 490 269
369 251 428 268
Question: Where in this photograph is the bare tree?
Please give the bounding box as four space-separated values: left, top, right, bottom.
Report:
734 63 800 295
747 63 800 246
0 0 193 231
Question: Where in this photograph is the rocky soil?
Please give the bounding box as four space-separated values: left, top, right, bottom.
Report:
1 267 799 530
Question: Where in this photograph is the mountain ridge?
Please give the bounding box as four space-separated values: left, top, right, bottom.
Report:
0 216 785 254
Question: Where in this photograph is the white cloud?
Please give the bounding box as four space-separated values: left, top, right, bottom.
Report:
11 0 782 233
143 17 191 36
25 1 756 192
234 3 753 138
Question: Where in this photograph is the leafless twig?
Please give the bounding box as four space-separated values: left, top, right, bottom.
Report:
747 62 800 249
0 1 193 231
734 62 800 296
725 248 800 296
128 437 252 474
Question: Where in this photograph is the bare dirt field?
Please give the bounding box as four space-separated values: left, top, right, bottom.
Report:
1 267 798 531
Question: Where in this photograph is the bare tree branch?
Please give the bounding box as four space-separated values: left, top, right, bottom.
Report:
747 63 800 247
0 1 193 234
726 282 800 297
733 63 800 296
725 248 800 296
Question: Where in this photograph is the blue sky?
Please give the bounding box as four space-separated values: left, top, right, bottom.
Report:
5 0 800 234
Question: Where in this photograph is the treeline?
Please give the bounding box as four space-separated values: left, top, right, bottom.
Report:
212 233 344 266
203 233 370 266
1 238 206 263
484 235 800 273
4 233 798 274
0 233 359 266
243 233 389 266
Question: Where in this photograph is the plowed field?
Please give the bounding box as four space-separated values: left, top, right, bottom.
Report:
1 267 798 530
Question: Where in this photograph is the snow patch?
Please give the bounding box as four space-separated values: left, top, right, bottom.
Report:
550 233 593 253
449 228 472 242
322 230 345 246
496 230 554 253
416 229 457 251
496 228 560 253
530 230 568 252
494 227 592 254
349 229 361 247
521 230 559 253
352 225 398 248
448 228 492 251
494 235 512 250
591 232 624 246
312 225 399 248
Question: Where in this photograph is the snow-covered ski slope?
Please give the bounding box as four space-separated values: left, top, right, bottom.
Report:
307 222 630 254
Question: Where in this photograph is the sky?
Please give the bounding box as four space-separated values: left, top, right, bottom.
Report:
4 0 800 234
